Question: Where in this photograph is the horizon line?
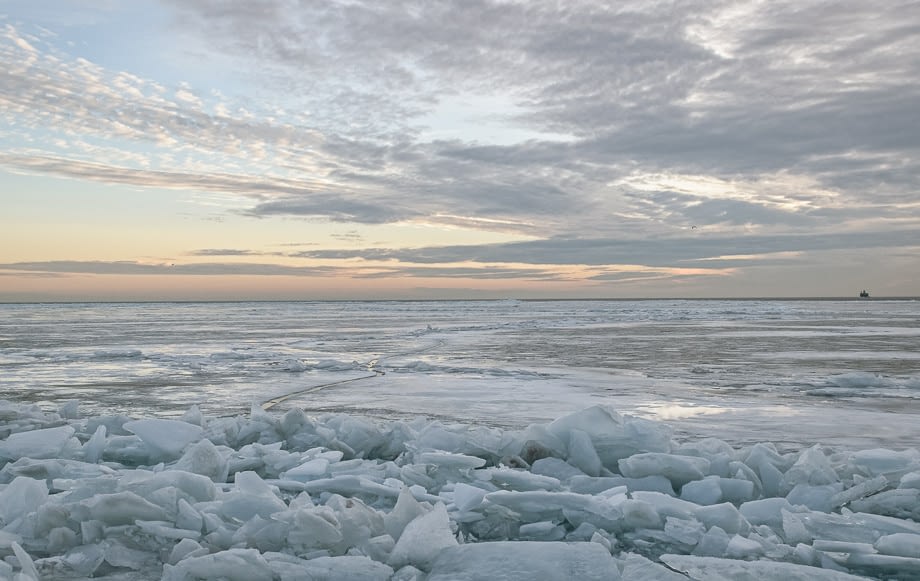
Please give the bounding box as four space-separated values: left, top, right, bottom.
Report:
1 296 917 305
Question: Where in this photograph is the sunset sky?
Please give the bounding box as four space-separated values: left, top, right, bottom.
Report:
2 1 919 301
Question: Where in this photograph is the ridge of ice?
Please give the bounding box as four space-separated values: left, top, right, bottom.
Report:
0 400 918 579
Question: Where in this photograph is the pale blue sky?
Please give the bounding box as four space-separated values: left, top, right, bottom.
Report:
2 1 918 300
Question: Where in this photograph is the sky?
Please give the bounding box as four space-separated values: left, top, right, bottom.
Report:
1 0 919 301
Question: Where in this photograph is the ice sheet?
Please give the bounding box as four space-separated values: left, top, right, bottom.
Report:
2 300 917 450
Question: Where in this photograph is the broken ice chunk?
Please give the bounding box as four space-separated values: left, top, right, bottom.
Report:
661 553 870 580
119 469 216 505
176 498 203 532
0 530 22 550
82 425 106 464
285 505 344 550
123 419 204 461
135 519 201 540
282 457 330 481
299 475 401 499
845 552 920 577
546 405 671 470
786 483 844 512
161 548 273 581
630 491 700 521
618 552 687 579
898 471 920 489
664 516 705 546
850 448 920 479
449 482 488 513
271 553 394 581
781 509 812 545
416 451 486 470
782 445 839 491
485 467 562 491
519 520 567 541
427 541 621 580
167 538 208 565
0 476 48 524
387 503 458 570
694 502 749 535
567 429 603 477
531 457 587 481
812 539 876 553
740 498 795 530
619 453 710 488
850 488 920 520
830 475 888 508
11 541 40 581
485 489 624 531
173 438 229 482
325 493 386 553
693 525 731 557
724 534 764 559
680 476 723 505
78 490 169 525
0 425 75 461
219 471 287 521
385 486 429 541
875 533 920 557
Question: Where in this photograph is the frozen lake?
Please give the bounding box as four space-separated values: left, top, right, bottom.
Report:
2 299 920 580
2 299 918 450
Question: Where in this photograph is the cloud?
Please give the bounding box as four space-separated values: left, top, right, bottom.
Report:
243 195 414 224
331 231 366 243
0 260 340 277
291 228 920 268
173 0 916 234
188 249 260 257
0 153 354 207
2 1 919 286
354 265 567 281
0 259 643 282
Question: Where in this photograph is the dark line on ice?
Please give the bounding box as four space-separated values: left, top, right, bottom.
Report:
260 337 444 411
260 372 381 410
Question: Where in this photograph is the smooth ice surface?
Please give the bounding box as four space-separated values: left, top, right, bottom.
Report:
2 300 918 449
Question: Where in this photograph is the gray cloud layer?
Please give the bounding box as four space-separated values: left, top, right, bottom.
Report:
291 229 920 268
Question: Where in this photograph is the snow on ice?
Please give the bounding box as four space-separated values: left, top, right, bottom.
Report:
1 401 920 580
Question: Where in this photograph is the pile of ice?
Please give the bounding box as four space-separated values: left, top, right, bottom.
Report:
2 401 919 580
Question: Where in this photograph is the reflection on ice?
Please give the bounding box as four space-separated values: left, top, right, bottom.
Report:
635 402 742 420
1 400 920 580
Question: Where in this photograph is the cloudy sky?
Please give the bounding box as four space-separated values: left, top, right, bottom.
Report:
2 0 918 301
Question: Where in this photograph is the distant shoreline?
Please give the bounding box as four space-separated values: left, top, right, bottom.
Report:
1 296 917 305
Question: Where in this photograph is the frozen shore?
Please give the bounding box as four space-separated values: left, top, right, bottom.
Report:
1 400 919 580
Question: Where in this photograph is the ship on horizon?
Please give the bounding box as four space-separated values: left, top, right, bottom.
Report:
859 289 870 298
